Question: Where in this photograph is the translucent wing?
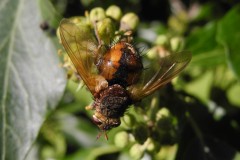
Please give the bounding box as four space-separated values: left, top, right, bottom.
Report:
128 51 191 102
59 19 107 94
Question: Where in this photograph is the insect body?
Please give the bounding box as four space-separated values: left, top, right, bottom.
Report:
92 84 131 131
97 41 143 87
59 19 191 139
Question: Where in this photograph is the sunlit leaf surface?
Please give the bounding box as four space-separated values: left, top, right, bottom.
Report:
217 4 240 79
0 0 66 160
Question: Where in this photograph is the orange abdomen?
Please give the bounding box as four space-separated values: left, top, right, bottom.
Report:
97 42 143 87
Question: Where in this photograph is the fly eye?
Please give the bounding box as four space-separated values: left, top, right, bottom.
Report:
93 116 102 125
113 121 120 127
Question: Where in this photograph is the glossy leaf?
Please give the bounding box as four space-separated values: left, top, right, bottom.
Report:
217 4 240 79
0 0 66 160
185 22 218 56
185 22 226 67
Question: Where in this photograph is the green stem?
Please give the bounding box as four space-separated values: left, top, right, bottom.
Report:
185 112 206 148
86 145 120 160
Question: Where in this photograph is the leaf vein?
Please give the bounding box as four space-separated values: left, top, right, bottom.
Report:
1 1 24 159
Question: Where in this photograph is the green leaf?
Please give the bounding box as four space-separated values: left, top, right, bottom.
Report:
194 3 215 21
65 146 119 160
217 4 240 79
189 46 225 67
0 0 66 160
185 21 226 67
185 22 218 56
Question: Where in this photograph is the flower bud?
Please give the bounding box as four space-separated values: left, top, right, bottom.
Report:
155 35 169 46
121 114 136 128
146 138 161 153
120 12 139 31
96 18 115 44
129 143 144 160
69 16 87 25
41 146 56 159
106 5 122 21
156 108 170 120
146 47 158 60
168 11 188 34
133 123 148 144
156 108 173 131
170 37 184 52
114 131 129 148
147 46 170 61
156 117 173 131
151 128 162 142
146 139 155 152
90 7 106 22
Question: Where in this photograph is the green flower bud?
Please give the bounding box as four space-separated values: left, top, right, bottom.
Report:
90 7 106 22
156 108 173 131
57 17 89 44
41 146 56 159
120 12 139 31
146 139 155 152
133 123 148 144
70 22 97 48
69 16 87 25
114 131 129 148
106 5 122 21
170 37 184 52
121 114 136 128
155 35 169 46
147 46 159 59
146 138 161 153
156 117 173 131
129 143 144 160
147 46 171 61
161 131 176 145
156 108 170 120
97 18 115 44
168 11 188 34
151 128 162 142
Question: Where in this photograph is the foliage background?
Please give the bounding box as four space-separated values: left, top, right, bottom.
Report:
0 0 240 160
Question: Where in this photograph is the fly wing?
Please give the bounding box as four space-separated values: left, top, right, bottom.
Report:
59 19 107 94
128 51 191 102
